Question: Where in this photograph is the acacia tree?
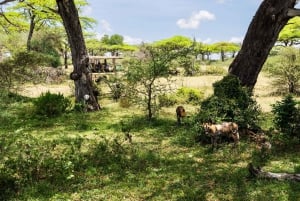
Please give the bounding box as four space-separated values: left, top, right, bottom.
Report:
266 47 300 94
278 17 300 46
126 36 193 120
229 0 300 90
0 0 100 110
56 0 100 110
211 42 240 61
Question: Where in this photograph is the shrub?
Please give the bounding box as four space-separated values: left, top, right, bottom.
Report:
272 94 300 139
197 75 261 129
176 87 204 105
33 91 71 117
158 93 179 107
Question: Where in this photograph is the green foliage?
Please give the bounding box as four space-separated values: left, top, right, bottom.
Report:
125 43 192 119
158 87 204 107
0 98 300 200
176 87 204 105
198 75 261 128
272 94 300 139
101 34 124 45
158 93 179 107
0 50 47 92
33 91 71 117
278 16 300 46
31 33 62 67
264 47 300 95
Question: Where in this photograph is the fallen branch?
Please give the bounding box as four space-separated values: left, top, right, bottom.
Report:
248 163 300 182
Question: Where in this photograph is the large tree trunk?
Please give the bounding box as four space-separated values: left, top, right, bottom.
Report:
56 0 100 111
229 0 297 90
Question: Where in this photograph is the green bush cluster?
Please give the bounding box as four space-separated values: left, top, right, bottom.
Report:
0 134 84 200
272 94 300 140
33 91 71 117
197 75 261 129
159 87 204 107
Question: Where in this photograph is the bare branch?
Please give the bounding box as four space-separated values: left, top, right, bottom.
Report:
287 8 300 17
248 163 300 182
0 7 19 27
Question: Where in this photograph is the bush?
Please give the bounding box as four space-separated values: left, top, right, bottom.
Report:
158 87 204 107
158 93 179 107
176 87 204 105
33 91 71 117
197 75 261 129
272 94 300 139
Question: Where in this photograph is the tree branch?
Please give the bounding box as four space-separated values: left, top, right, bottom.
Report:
248 163 300 182
287 8 300 17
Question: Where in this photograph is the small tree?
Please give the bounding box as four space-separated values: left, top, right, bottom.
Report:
272 94 300 139
266 47 300 94
125 37 192 120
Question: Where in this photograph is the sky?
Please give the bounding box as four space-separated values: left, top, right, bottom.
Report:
83 0 263 45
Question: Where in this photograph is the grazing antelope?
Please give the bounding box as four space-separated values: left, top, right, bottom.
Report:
176 106 186 125
203 122 239 149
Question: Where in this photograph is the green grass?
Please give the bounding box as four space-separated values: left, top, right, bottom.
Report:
0 96 300 201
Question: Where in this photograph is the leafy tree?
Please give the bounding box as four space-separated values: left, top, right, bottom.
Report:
31 30 63 67
56 0 100 111
125 36 192 120
265 47 300 94
101 34 124 46
1 0 100 110
211 42 240 61
278 17 300 46
229 0 299 90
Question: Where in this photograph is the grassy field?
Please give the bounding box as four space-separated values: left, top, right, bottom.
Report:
1 66 299 200
1 93 300 201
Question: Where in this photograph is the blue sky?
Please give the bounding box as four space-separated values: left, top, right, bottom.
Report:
83 0 263 44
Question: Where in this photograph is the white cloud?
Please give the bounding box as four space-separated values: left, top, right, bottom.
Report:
124 35 144 45
177 10 215 29
100 19 112 33
229 36 243 44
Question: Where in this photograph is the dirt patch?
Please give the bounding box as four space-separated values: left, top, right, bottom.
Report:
19 72 278 112
20 82 73 98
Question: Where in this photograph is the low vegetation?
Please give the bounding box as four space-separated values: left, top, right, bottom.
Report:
0 92 299 200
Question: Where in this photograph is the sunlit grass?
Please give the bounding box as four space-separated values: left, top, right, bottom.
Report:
1 70 300 200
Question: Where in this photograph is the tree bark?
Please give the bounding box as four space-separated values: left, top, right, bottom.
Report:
248 163 300 182
56 0 100 111
27 13 35 51
229 0 297 90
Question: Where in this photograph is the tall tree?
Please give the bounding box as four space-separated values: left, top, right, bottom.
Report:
229 0 299 90
56 0 100 111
